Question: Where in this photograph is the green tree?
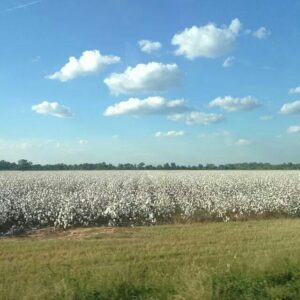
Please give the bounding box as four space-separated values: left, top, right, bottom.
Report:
18 159 33 171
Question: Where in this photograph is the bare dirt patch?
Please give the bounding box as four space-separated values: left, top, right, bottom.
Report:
1 226 122 240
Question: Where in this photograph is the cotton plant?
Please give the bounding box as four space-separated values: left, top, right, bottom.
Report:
1 170 300 235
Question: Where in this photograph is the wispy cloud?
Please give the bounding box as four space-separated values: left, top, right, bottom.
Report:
0 1 43 15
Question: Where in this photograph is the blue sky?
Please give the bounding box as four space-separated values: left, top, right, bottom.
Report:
0 0 300 164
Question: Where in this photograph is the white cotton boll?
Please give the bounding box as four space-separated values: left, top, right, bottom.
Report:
1 170 300 234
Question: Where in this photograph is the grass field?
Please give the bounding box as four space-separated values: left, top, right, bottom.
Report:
1 219 300 299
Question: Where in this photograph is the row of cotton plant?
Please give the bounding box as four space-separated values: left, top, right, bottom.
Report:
1 171 300 234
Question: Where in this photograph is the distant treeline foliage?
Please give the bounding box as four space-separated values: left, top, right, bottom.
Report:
0 159 300 171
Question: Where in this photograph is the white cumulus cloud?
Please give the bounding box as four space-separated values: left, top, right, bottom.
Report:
171 18 241 59
47 50 120 82
209 96 260 112
222 56 235 68
32 101 72 118
103 96 189 117
155 130 185 137
287 125 300 134
289 86 300 94
104 62 181 95
235 139 252 146
138 40 162 53
169 111 224 125
280 100 300 115
252 27 269 39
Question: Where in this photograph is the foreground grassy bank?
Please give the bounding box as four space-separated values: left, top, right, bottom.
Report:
1 219 300 299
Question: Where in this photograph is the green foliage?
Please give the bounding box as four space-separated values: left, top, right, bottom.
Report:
1 159 300 170
17 159 33 171
212 260 300 299
62 279 170 300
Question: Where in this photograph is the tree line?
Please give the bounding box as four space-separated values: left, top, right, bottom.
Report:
1 159 300 171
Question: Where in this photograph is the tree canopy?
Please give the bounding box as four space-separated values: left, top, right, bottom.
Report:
1 160 300 171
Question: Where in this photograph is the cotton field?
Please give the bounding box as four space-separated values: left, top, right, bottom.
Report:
1 171 300 235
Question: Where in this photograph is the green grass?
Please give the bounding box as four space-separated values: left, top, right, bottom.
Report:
1 219 300 299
